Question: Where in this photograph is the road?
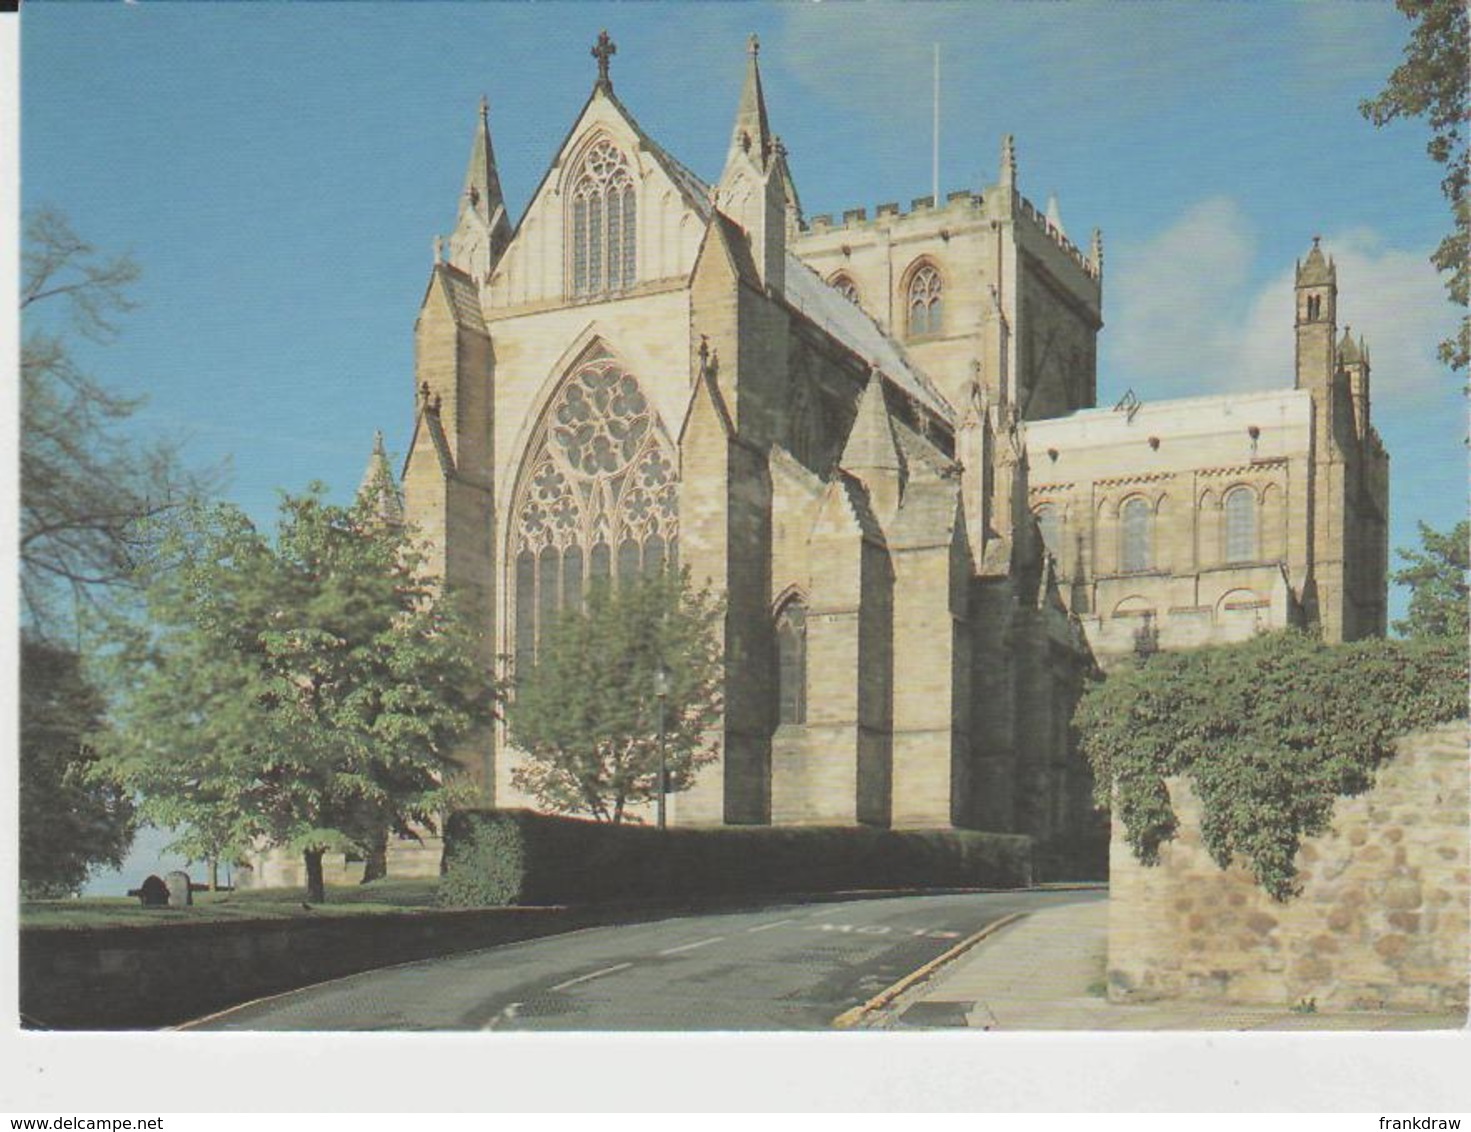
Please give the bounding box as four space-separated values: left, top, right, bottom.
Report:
184 887 1104 1031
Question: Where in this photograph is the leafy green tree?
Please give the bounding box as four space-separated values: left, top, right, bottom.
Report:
1361 0 1470 371
21 207 214 638
508 569 723 824
19 207 216 898
19 634 136 898
1075 631 1466 900
99 488 498 902
1392 519 1469 640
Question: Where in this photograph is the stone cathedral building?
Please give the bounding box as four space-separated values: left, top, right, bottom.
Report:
385 35 1387 855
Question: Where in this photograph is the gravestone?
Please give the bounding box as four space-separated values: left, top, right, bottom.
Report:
128 875 169 907
165 870 193 908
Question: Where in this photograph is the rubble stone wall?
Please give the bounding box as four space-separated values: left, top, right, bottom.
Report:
1108 722 1469 1013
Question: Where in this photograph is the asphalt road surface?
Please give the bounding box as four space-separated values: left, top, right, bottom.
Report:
184 887 1103 1032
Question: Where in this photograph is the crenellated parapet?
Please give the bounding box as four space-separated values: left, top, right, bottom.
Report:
804 188 987 234
1015 193 1098 280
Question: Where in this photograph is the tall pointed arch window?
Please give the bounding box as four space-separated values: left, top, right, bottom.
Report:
511 347 677 676
571 139 637 297
1224 486 1256 564
906 262 943 337
775 599 807 726
1120 497 1152 574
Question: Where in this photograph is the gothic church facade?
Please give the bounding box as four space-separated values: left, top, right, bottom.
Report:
398 34 1389 845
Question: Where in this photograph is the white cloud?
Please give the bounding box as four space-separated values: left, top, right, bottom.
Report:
1106 196 1258 391
1105 202 1458 412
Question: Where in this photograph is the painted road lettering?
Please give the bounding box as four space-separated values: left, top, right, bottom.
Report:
809 923 961 940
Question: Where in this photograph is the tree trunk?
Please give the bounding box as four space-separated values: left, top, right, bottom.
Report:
208 858 219 892
361 831 388 884
304 848 326 903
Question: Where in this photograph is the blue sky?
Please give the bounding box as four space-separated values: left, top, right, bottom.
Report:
17 2 1466 889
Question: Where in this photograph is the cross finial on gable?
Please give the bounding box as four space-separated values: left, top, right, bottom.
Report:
592 30 617 89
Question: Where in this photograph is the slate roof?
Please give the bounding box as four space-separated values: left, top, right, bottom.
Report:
783 255 954 425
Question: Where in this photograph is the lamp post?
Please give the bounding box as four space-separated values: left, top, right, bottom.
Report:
653 665 669 831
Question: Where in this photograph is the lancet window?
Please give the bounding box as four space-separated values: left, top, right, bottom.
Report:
571 139 637 297
906 263 943 337
1224 486 1256 564
775 599 808 726
511 348 677 676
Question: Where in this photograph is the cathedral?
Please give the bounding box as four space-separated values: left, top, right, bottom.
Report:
384 33 1388 855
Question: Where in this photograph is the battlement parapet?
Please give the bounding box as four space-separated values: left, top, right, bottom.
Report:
1017 193 1098 280
797 188 987 236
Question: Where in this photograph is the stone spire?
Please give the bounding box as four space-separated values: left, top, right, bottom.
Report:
1297 235 1336 287
447 96 512 280
725 33 775 175
1089 227 1104 275
1338 324 1360 365
999 134 1017 189
840 367 903 519
357 430 404 525
716 34 787 293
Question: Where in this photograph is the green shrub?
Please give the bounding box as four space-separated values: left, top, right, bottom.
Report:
439 810 1032 907
437 811 525 907
1075 631 1468 901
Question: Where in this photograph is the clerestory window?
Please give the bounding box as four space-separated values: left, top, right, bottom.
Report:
1121 497 1152 574
1224 486 1256 564
571 139 637 297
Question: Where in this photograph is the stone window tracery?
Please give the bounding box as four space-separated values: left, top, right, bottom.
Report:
1224 486 1256 564
511 348 677 675
571 139 637 297
906 263 943 337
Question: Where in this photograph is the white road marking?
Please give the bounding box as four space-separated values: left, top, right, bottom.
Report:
549 962 634 991
658 935 725 956
808 922 963 940
482 1001 522 1030
745 918 796 934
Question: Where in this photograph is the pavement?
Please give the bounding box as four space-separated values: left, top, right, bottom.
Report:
867 895 1468 1031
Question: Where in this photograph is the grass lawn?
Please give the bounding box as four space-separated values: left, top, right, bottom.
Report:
20 877 442 929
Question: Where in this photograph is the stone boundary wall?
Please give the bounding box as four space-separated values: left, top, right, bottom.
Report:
1108 722 1469 1012
20 905 601 1030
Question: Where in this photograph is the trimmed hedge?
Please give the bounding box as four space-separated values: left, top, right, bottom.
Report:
439 809 1033 907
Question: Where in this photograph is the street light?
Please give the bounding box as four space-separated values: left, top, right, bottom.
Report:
653 665 669 831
